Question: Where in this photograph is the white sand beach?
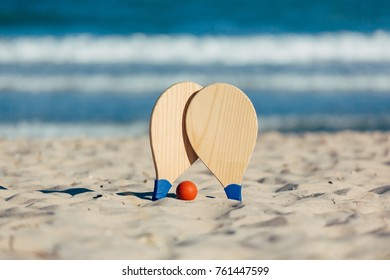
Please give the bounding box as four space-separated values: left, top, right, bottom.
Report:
0 132 389 259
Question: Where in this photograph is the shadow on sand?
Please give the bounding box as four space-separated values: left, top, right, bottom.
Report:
117 191 176 201
37 187 171 201
38 188 94 196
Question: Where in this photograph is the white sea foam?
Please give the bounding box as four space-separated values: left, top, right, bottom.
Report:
1 31 390 65
0 122 148 138
1 115 389 138
1 72 390 94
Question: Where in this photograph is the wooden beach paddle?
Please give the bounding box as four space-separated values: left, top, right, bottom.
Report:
185 83 258 201
150 82 202 200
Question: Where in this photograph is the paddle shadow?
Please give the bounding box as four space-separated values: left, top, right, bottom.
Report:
39 188 94 196
117 191 176 201
38 187 175 201
182 91 200 164
0 185 8 190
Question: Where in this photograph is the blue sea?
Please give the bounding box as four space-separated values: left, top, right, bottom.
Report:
1 0 390 136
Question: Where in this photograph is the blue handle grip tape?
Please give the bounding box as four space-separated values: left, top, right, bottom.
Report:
224 184 242 201
152 179 172 201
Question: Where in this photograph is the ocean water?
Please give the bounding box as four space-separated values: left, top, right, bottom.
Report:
1 0 390 136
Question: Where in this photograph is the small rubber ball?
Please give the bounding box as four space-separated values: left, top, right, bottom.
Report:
176 181 197 200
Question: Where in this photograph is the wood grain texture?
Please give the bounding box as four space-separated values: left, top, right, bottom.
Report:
185 83 258 187
150 82 202 182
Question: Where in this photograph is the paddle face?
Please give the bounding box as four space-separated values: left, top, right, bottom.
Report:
185 83 258 190
150 82 202 183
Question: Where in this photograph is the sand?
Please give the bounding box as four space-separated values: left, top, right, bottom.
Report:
0 131 389 259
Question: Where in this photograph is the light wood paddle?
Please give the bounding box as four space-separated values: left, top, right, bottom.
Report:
149 82 202 200
185 83 258 201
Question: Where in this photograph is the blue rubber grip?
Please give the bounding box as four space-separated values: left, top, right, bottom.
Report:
152 179 172 201
224 184 242 201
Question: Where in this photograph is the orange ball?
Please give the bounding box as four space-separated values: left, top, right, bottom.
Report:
176 181 197 200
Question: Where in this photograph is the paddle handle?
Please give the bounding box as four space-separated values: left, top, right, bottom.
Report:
152 179 172 200
224 184 242 201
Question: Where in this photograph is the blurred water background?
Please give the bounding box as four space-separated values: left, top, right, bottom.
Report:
1 0 390 136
